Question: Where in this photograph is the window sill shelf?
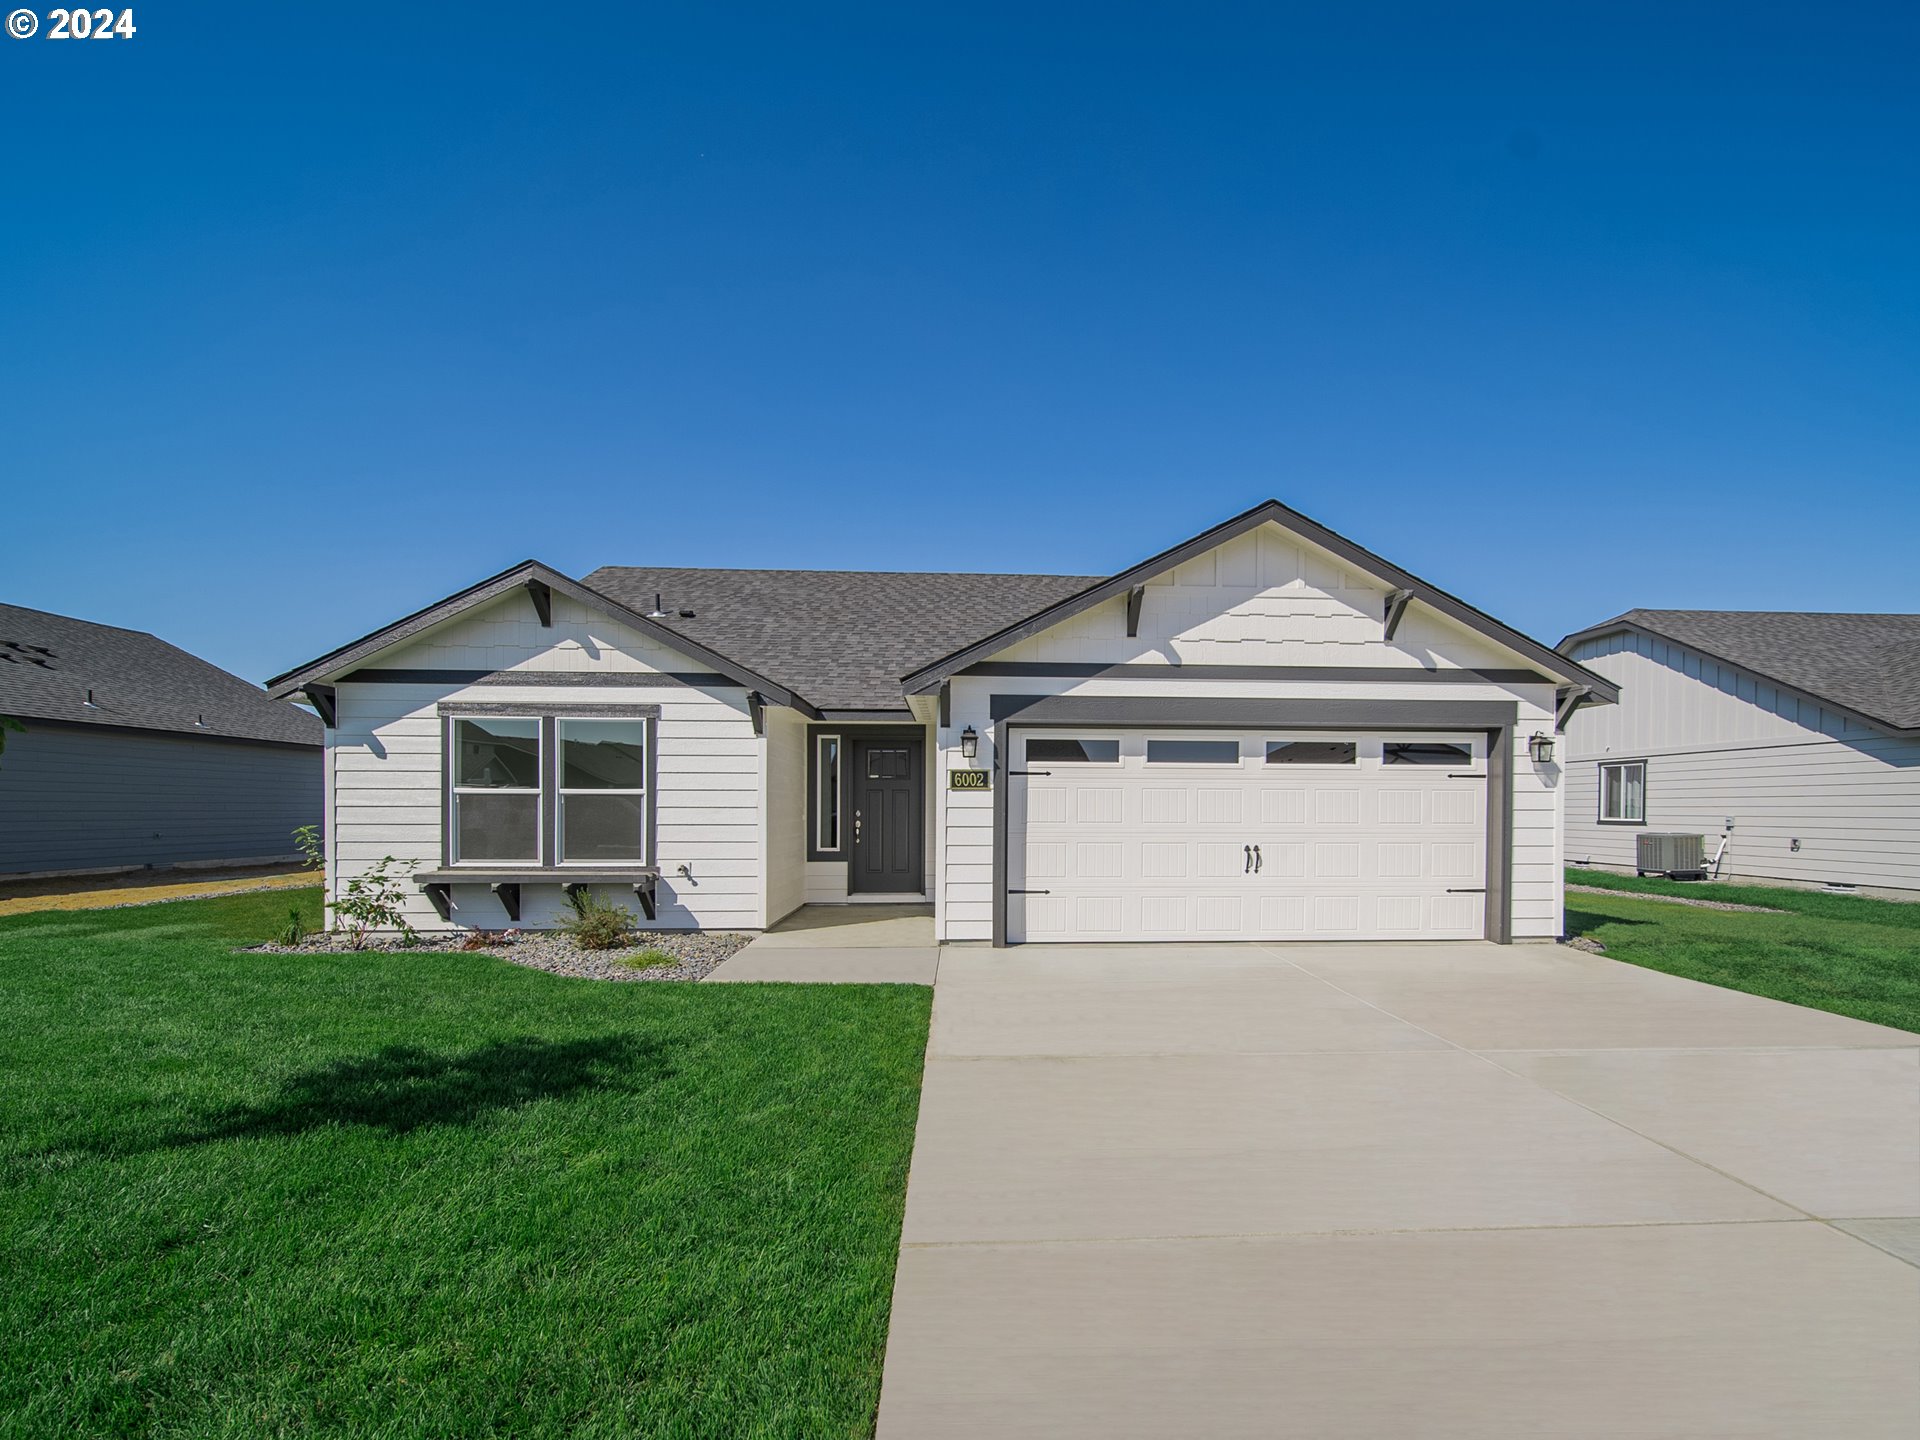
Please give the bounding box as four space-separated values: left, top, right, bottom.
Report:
416 867 659 885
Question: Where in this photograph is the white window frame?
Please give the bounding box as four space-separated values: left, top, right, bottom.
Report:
557 715 651 866
1024 735 1122 765
449 715 544 866
815 732 842 852
1599 759 1647 825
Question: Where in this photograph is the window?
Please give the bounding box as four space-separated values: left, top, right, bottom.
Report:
1266 740 1357 766
1383 742 1472 767
1599 760 1646 824
1028 738 1120 763
815 735 841 850
1146 739 1239 764
446 709 654 868
559 719 648 862
452 717 541 862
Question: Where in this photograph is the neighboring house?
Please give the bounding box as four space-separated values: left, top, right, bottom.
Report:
1559 610 1920 897
0 604 322 877
266 500 1614 945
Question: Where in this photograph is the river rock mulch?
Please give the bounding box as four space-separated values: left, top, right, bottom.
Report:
247 928 754 982
1566 883 1784 914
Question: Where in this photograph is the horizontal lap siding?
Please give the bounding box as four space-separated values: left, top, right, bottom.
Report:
0 726 320 874
1563 634 1920 894
332 665 762 931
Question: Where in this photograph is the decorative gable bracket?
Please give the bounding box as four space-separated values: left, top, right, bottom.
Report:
1382 588 1415 641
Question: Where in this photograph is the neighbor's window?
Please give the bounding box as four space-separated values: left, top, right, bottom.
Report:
559 719 648 862
1028 738 1120 763
452 717 541 862
1383 742 1472 767
816 734 841 850
1266 741 1357 766
1146 739 1240 764
1600 760 1647 824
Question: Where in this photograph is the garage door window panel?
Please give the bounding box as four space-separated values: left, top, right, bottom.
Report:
1027 738 1120 764
1146 739 1240 765
1266 741 1357 766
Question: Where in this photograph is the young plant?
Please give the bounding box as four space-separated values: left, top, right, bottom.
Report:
558 887 637 951
333 856 420 950
279 906 308 946
292 824 324 873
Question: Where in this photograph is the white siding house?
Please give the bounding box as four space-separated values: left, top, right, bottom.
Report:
270 501 1613 945
1560 612 1920 898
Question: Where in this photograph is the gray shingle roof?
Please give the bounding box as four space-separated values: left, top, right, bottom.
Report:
583 568 1103 711
1566 609 1920 733
0 603 323 746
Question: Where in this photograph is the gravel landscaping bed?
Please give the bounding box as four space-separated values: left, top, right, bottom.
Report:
1566 883 1784 914
248 929 754 981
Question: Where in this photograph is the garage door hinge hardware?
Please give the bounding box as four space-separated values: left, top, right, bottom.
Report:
1446 888 1487 894
1009 769 1051 777
1009 888 1052 895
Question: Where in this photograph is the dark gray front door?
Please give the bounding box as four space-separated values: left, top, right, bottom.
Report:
850 735 923 894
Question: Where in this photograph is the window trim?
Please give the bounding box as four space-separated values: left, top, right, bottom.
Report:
438 702 660 871
1597 758 1648 826
556 716 651 867
1263 739 1359 767
1026 736 1121 765
449 715 543 866
813 733 842 853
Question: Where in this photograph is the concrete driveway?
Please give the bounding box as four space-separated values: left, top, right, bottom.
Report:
875 943 1920 1438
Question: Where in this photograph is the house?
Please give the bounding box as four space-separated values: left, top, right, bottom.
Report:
0 604 322 877
265 500 1615 945
1559 610 1920 898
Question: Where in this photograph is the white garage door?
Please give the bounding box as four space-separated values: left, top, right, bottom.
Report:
1009 730 1487 943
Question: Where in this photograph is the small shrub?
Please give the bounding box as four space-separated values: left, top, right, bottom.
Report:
461 930 510 952
558 889 637 951
334 856 420 950
292 825 324 873
279 907 307 946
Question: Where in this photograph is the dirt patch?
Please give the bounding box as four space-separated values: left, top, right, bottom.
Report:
0 866 318 917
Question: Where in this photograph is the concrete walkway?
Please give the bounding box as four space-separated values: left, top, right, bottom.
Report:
876 943 1920 1438
703 903 938 983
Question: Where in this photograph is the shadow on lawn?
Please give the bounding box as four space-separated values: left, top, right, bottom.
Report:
52 1035 668 1158
1563 907 1661 939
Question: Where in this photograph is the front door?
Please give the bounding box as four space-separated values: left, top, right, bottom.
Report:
850 735 924 894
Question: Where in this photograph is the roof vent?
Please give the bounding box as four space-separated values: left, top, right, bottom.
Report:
646 593 670 619
194 713 209 728
678 608 696 619
83 688 98 708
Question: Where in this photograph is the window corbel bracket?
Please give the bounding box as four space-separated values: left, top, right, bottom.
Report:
489 882 521 922
632 874 658 921
422 882 452 921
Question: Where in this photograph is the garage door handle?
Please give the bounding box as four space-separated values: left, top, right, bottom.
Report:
1244 844 1252 873
1253 844 1262 873
1009 770 1051 777
1009 888 1051 895
1446 888 1486 894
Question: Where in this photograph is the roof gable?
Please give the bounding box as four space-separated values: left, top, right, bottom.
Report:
901 499 1617 699
1561 609 1920 735
266 561 809 712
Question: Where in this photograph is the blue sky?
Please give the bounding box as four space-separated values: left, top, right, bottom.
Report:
4 3 1916 685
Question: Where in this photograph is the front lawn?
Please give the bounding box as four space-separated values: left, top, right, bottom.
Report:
0 890 931 1439
1565 868 1920 1034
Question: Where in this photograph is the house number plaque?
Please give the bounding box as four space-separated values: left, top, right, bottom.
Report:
948 768 991 790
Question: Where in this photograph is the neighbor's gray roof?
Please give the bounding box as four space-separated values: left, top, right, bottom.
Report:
1563 609 1920 733
584 568 1103 711
0 603 323 746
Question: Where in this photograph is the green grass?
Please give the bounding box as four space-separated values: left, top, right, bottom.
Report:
0 889 932 1439
1565 869 1920 1034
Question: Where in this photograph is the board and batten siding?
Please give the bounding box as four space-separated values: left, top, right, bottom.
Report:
326 592 769 931
0 722 319 875
932 522 1565 941
1563 630 1920 895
